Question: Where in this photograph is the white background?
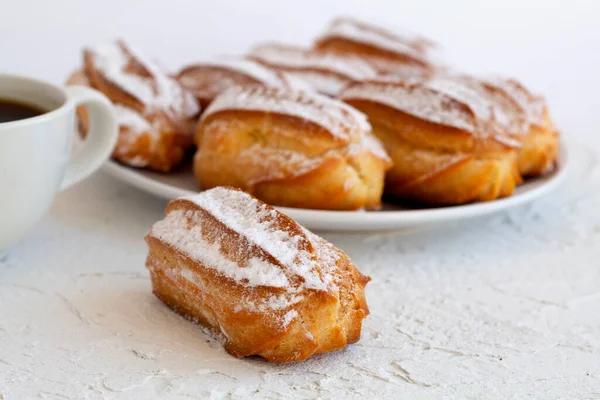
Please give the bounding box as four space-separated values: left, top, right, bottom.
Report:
1 0 599 139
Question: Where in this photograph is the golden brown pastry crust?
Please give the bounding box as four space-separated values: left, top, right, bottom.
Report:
486 78 559 177
519 109 559 177
340 77 522 204
177 59 304 109
313 17 439 76
247 43 377 96
68 40 200 172
193 85 392 210
145 187 370 362
455 76 559 177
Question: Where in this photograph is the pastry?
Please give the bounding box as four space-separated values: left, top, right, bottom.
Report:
313 17 439 76
145 186 370 362
193 85 392 210
478 77 558 177
340 76 522 204
69 40 200 172
247 43 377 96
177 58 310 108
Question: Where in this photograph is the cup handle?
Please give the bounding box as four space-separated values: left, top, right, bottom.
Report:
60 86 118 191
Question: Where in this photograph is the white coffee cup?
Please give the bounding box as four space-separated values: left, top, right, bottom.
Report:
0 74 118 256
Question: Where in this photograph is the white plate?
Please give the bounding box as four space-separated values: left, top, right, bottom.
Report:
103 143 569 231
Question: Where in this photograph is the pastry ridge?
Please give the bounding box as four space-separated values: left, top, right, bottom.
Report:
145 187 370 362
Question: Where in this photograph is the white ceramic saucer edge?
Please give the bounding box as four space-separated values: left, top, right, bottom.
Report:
103 142 569 231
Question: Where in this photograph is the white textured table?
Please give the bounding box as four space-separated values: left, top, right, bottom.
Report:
1 140 599 399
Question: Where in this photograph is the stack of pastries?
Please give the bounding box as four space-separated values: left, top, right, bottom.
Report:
68 17 559 208
66 18 561 363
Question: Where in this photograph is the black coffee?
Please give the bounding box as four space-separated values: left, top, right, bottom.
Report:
0 98 46 123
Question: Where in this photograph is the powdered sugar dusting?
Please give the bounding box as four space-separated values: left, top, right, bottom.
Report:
341 78 524 146
238 145 329 183
168 261 307 317
159 261 303 328
376 65 433 80
456 75 529 136
316 17 430 64
341 80 478 133
249 44 377 81
202 85 370 140
178 59 312 100
150 209 290 287
276 70 353 96
183 187 331 291
237 292 305 315
303 229 341 288
276 72 315 92
281 310 299 327
486 77 546 127
424 77 493 123
89 41 199 118
180 58 286 87
114 104 151 134
348 132 391 162
423 77 522 145
111 104 154 166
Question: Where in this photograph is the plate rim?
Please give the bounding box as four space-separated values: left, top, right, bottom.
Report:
103 141 569 230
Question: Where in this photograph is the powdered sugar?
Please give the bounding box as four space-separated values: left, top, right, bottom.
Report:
112 105 158 163
456 75 529 136
172 261 306 317
202 85 371 140
180 58 287 87
249 44 377 81
303 229 341 288
237 145 328 183
486 77 547 127
179 266 200 287
341 78 524 147
315 17 430 64
376 65 433 80
424 77 494 123
178 58 313 100
276 72 315 92
348 132 392 162
276 70 352 96
162 260 302 328
237 292 305 315
113 104 151 133
341 80 478 133
281 310 299 327
123 155 149 167
183 187 332 291
150 209 290 287
88 41 199 118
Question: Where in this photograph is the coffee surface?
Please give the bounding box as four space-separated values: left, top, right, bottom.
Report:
0 98 46 123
